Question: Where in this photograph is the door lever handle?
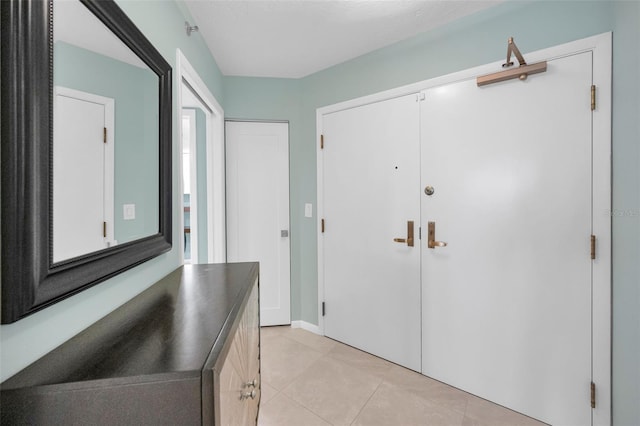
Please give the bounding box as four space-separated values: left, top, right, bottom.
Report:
428 221 448 249
393 221 414 247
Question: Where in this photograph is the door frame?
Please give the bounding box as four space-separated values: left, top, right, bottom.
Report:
176 49 226 263
316 32 611 425
54 85 116 247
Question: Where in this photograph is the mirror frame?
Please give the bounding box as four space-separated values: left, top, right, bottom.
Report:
1 0 172 324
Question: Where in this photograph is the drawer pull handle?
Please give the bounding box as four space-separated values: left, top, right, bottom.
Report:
241 389 257 400
245 379 258 388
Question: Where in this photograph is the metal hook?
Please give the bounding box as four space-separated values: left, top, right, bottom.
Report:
185 21 199 37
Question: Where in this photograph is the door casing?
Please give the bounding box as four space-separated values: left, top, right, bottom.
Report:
176 49 226 264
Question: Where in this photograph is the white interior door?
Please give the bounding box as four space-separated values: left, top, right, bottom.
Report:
226 121 291 326
322 94 421 371
421 52 593 425
53 92 111 262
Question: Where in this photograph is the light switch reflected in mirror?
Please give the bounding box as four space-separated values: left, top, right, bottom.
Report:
52 0 159 263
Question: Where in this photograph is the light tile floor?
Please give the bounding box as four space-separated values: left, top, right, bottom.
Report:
258 326 547 426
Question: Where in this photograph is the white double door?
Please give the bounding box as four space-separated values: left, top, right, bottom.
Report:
322 51 596 425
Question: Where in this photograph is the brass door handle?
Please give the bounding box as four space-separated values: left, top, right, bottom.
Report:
393 221 414 247
428 221 448 249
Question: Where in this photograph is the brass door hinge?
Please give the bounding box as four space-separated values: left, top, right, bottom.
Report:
321 219 325 233
320 134 324 149
591 85 596 111
591 381 596 408
103 127 107 143
591 235 596 260
103 221 107 238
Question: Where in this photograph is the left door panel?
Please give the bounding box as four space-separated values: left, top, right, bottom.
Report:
321 94 422 371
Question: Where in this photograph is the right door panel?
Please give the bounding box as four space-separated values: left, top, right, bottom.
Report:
421 52 593 425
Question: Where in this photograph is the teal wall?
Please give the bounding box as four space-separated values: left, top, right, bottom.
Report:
0 0 224 383
224 1 639 424
610 3 640 426
55 41 159 243
224 77 303 319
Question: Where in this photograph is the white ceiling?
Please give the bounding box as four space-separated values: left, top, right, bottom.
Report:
184 0 503 79
54 0 148 69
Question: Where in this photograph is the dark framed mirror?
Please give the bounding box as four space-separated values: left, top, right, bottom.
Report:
1 0 172 324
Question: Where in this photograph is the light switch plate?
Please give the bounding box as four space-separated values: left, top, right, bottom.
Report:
304 203 313 218
123 204 136 220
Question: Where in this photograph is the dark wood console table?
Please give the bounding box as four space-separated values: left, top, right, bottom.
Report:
1 263 260 425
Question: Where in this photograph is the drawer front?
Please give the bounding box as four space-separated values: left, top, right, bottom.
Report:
216 279 260 425
245 281 260 422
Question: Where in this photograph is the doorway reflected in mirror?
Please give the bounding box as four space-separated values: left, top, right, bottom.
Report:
181 84 211 264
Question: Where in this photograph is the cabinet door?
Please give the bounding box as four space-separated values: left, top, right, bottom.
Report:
216 279 260 425
217 320 248 425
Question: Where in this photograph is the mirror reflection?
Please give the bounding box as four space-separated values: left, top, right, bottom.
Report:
52 0 159 262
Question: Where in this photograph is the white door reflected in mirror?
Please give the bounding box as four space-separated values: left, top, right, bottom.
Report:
53 87 115 263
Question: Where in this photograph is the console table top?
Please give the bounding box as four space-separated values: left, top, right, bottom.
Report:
1 262 259 390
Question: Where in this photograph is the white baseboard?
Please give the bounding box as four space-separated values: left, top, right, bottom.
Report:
290 320 322 335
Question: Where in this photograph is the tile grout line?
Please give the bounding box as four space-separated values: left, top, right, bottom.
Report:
272 326 399 425
266 348 337 425
347 375 386 425
279 330 337 356
260 329 328 393
281 389 336 426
